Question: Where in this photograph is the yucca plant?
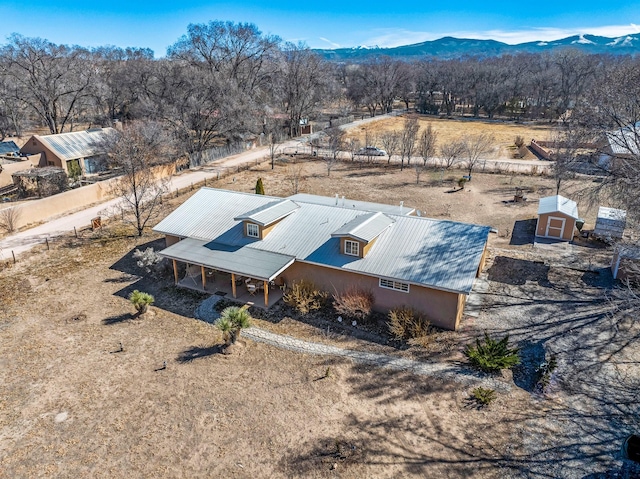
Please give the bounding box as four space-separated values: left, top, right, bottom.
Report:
465 333 520 372
129 290 154 315
470 387 497 407
215 305 252 346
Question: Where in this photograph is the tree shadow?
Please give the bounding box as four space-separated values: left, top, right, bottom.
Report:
487 256 550 286
176 344 225 363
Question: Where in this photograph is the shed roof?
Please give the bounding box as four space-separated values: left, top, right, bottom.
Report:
538 195 579 219
331 212 395 243
0 141 20 155
160 238 295 281
234 199 299 226
28 128 115 161
594 206 626 239
154 188 490 294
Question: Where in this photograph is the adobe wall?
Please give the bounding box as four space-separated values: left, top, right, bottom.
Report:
282 261 461 330
0 156 42 187
536 212 575 240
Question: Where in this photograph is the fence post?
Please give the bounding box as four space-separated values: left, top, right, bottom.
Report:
74 226 78 238
12 251 15 264
45 238 49 250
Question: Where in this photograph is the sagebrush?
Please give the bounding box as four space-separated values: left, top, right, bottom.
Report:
388 307 432 342
333 287 374 320
465 333 520 372
283 280 328 314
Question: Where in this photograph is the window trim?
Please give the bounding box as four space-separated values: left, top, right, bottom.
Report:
344 239 359 256
379 278 410 293
246 222 260 238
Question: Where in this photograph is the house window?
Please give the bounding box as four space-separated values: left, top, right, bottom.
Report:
344 240 359 256
246 223 259 238
379 278 410 293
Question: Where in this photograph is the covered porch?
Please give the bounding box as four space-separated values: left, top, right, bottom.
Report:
160 238 295 308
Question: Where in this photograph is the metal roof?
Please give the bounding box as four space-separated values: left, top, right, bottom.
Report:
331 212 395 243
289 193 415 215
160 238 295 281
33 128 115 161
593 207 626 239
538 195 579 219
234 199 299 226
154 188 490 294
606 122 640 156
0 141 19 154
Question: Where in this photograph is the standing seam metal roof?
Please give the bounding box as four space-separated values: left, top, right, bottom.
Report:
538 195 579 219
35 128 115 161
331 212 395 243
153 188 490 294
234 199 299 226
0 141 19 154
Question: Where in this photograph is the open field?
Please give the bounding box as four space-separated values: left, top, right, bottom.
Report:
344 115 555 160
1 160 638 478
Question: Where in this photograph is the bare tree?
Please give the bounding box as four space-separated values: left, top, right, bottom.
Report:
462 133 494 179
380 130 401 165
400 117 419 170
440 140 465 170
418 124 438 167
285 162 306 194
323 127 345 176
103 122 173 236
0 207 21 234
346 138 361 162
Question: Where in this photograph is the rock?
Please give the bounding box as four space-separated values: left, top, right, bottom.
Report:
55 412 68 423
498 368 513 383
330 463 338 470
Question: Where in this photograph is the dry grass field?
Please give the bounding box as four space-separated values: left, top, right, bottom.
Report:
345 116 555 160
1 160 637 478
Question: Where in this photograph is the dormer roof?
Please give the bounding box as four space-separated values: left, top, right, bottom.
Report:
234 199 299 226
331 212 395 243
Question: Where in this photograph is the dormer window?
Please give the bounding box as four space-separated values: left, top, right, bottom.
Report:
344 240 359 256
246 223 259 238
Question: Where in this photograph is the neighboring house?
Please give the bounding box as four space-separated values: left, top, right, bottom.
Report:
19 128 115 175
153 188 490 331
593 207 626 242
536 195 579 241
0 140 20 157
599 121 640 170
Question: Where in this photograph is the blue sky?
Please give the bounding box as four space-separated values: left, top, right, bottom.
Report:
1 0 639 55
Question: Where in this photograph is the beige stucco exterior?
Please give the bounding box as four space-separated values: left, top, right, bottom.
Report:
281 260 463 330
536 212 575 241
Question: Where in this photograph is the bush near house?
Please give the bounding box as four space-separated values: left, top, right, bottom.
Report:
129 290 154 315
332 287 375 320
283 280 328 315
388 307 432 341
465 333 520 373
215 305 252 347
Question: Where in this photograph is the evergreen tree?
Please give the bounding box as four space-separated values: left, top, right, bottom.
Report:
255 177 265 195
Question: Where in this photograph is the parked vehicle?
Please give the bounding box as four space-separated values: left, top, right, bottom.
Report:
356 146 387 156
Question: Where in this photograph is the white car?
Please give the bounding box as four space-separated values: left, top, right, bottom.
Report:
356 146 387 156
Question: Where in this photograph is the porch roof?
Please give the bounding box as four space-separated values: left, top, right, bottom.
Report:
160 238 295 281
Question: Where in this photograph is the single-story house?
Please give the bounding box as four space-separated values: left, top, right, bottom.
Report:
598 122 640 170
593 206 626 242
19 128 115 175
536 195 579 241
153 188 491 331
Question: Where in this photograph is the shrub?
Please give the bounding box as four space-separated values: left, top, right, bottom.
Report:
133 247 164 275
333 287 374 320
0 207 21 234
388 307 432 341
129 290 154 315
457 177 467 189
283 280 328 315
514 135 525 148
255 177 265 195
470 387 497 407
465 333 520 372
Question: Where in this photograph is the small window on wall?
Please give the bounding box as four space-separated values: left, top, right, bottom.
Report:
379 278 410 292
246 223 259 238
344 240 359 256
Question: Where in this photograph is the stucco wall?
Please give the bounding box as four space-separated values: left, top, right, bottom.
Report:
281 261 461 330
20 137 64 169
0 156 42 187
536 212 575 240
166 235 181 247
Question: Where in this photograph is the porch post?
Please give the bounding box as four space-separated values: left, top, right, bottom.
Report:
231 273 237 298
201 265 206 290
263 280 269 307
172 259 178 284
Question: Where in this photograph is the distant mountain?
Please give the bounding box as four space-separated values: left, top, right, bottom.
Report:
315 34 640 60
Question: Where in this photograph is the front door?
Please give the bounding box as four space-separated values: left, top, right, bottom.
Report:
545 216 566 238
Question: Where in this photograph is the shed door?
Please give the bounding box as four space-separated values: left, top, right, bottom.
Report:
545 216 566 238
